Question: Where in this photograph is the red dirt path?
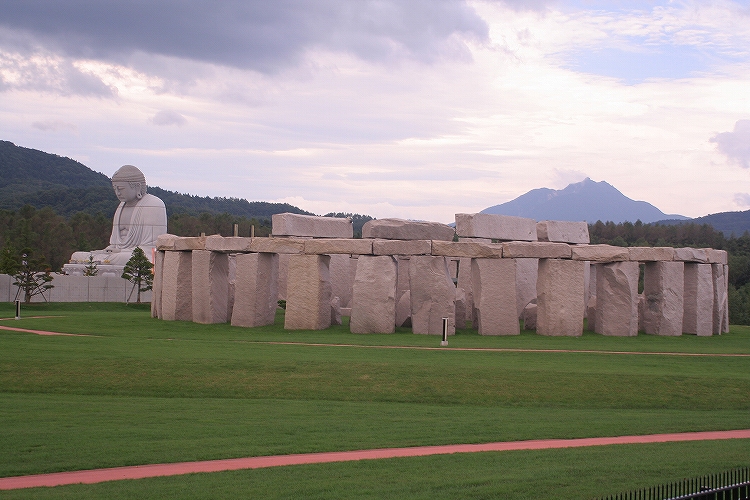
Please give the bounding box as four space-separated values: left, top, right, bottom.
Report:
1 430 749 490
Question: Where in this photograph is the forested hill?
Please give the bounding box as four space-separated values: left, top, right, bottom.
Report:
0 140 313 219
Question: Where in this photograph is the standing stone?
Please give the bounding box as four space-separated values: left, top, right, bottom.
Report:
192 250 230 324
331 296 342 326
586 296 597 332
151 249 165 318
471 258 519 335
455 287 467 330
522 301 537 330
231 253 279 328
350 256 397 334
457 257 474 323
277 253 290 301
682 263 713 336
723 264 730 333
409 256 456 335
712 263 728 335
396 290 411 327
329 254 353 310
595 261 639 337
642 261 684 336
536 259 585 336
285 254 332 330
515 258 538 319
161 251 193 321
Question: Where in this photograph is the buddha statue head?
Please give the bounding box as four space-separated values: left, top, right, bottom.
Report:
111 165 148 204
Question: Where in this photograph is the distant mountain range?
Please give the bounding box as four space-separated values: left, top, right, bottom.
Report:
3 140 750 236
482 177 750 236
482 178 688 224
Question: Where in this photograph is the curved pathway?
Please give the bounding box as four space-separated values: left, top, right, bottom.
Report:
1 429 749 490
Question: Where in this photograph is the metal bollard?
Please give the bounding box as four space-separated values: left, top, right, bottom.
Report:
15 300 20 320
441 317 448 346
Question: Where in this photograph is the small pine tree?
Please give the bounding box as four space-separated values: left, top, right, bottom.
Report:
121 247 153 304
0 244 20 275
12 248 54 304
83 255 99 276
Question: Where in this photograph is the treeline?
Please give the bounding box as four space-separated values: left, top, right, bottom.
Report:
0 206 369 272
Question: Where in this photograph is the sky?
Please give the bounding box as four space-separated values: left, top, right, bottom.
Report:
1 0 749 224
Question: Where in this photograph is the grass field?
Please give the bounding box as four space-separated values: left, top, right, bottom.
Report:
1 302 749 499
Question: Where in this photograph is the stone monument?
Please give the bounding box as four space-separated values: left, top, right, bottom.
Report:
64 165 167 276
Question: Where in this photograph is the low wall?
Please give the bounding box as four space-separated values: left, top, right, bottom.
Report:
0 274 152 303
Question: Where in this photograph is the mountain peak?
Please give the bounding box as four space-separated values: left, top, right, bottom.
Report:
481 179 687 224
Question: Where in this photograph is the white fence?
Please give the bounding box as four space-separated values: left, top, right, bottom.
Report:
0 274 152 303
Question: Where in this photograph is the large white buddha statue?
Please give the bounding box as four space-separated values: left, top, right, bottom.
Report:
68 165 167 270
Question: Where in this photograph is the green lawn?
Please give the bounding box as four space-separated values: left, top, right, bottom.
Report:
1 302 749 499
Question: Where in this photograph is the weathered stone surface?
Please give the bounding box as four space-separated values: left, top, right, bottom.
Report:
595 261 639 336
409 256 456 335
712 263 728 334
571 244 629 262
362 218 455 241
231 252 279 328
350 256 397 334
458 237 492 243
454 287 467 329
156 233 180 251
430 240 504 259
723 264 730 333
537 221 590 244
628 247 675 262
151 250 165 318
586 296 597 332
457 257 474 325
642 261 684 336
682 263 713 336
272 213 353 238
249 237 305 254
673 247 709 263
502 241 572 259
706 249 728 265
522 302 537 330
331 296 342 326
536 259 585 336
304 238 373 255
329 254 353 310
455 213 537 241
471 258 519 335
205 235 253 253
373 239 431 256
284 254 332 330
174 236 207 251
515 258 538 319
277 254 289 301
192 250 230 324
395 290 411 327
161 251 192 321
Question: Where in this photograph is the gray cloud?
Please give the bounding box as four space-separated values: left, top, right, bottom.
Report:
0 1 490 73
0 51 116 96
151 110 187 126
31 120 77 132
734 193 750 207
711 119 750 169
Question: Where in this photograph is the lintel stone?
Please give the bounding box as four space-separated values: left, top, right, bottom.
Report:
706 249 728 265
627 247 675 262
673 247 709 263
304 238 373 255
571 244 629 262
502 241 571 259
431 240 504 259
248 237 305 254
272 213 353 238
205 235 253 253
156 234 179 250
362 218 455 241
373 239 432 256
537 221 590 244
455 213 537 241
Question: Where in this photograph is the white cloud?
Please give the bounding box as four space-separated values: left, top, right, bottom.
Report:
150 110 187 127
711 119 750 169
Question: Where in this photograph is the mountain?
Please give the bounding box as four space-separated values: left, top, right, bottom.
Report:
481 178 689 224
656 211 750 237
0 140 313 219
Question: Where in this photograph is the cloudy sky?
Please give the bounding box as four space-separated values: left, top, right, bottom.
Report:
1 0 749 223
